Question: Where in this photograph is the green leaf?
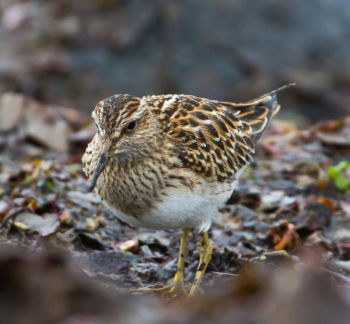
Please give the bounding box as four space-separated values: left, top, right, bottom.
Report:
25 176 35 184
335 175 350 191
45 181 56 191
327 161 350 192
327 166 339 179
337 161 350 171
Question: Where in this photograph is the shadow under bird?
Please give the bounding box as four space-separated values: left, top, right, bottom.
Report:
82 84 293 296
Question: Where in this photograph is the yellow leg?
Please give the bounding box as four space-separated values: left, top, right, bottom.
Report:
130 228 190 296
172 227 190 291
189 232 212 297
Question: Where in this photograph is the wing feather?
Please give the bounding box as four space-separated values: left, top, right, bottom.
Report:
144 90 281 181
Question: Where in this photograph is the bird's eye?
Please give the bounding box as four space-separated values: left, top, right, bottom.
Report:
126 120 137 131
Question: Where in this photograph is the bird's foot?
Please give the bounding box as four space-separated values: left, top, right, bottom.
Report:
188 232 212 297
130 274 190 297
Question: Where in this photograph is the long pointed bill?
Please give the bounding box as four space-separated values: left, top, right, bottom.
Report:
88 142 111 191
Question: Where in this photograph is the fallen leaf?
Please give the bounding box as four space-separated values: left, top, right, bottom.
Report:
296 175 315 187
261 190 287 211
67 191 101 210
313 117 350 147
77 232 110 250
15 212 59 236
24 99 73 152
0 201 9 215
317 197 336 213
340 201 350 216
297 202 332 236
334 229 350 241
1 3 33 30
0 93 25 131
304 231 332 253
69 123 96 152
13 221 29 231
274 222 300 251
58 211 71 225
333 260 350 273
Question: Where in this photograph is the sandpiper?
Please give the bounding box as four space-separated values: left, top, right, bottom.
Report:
82 85 291 296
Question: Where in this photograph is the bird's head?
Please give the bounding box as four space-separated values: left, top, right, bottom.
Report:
87 94 159 191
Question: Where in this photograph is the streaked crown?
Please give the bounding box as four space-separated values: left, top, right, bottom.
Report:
92 94 142 137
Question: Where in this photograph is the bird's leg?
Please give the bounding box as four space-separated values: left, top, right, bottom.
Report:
189 232 212 296
170 227 190 292
130 228 190 295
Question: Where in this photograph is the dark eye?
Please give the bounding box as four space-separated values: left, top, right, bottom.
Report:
126 120 137 131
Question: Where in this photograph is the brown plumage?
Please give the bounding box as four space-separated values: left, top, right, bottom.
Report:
145 92 280 180
82 84 292 296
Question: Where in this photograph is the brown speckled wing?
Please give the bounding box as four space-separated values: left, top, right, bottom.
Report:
145 92 280 182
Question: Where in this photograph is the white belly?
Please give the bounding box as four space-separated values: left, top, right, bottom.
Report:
104 180 238 232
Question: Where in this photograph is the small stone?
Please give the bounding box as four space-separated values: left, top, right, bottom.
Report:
120 240 139 253
86 217 99 231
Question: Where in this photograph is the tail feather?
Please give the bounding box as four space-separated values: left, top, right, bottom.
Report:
219 83 294 142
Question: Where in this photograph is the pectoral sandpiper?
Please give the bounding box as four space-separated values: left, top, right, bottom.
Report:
82 85 292 296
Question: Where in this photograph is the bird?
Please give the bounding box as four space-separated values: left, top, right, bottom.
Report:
82 84 293 296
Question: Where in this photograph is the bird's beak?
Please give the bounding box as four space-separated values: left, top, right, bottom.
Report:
88 139 112 191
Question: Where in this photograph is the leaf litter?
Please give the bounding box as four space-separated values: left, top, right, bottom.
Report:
0 93 349 323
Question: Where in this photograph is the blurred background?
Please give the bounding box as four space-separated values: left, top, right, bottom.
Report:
1 2 350 323
0 0 349 125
